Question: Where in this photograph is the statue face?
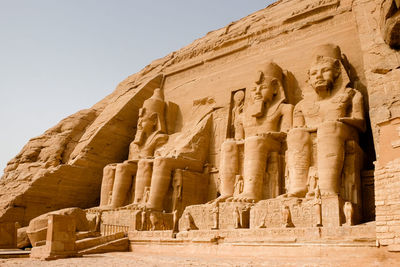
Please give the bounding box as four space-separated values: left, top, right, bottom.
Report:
308 60 336 94
133 108 157 145
233 90 245 106
137 112 156 136
252 80 275 103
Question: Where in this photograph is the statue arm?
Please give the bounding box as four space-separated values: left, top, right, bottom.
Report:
293 102 306 128
280 104 294 133
128 142 140 160
338 90 366 132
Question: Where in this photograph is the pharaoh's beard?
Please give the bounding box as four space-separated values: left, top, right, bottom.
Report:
314 86 331 100
313 80 333 97
133 130 146 145
251 100 265 118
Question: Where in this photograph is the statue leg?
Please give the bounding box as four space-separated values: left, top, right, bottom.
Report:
147 157 203 211
240 135 280 202
99 164 117 207
286 128 312 197
219 140 239 199
317 121 352 195
134 159 153 203
111 161 137 208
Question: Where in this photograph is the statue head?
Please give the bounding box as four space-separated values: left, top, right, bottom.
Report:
233 90 245 108
308 44 342 97
133 88 167 145
251 62 286 117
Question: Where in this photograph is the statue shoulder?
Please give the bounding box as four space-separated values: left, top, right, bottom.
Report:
294 99 305 111
153 133 169 147
281 103 294 114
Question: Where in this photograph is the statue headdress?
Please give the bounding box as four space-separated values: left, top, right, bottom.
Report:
141 88 167 133
309 43 351 88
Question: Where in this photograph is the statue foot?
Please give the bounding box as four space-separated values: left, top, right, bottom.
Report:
124 203 145 210
96 205 113 211
207 195 231 205
321 191 337 197
226 195 257 203
305 192 315 199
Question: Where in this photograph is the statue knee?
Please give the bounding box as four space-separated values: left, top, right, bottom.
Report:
287 128 310 148
221 140 238 153
103 164 116 179
138 159 152 172
115 163 128 175
318 121 347 139
245 135 265 149
104 163 116 172
116 161 137 175
153 157 171 171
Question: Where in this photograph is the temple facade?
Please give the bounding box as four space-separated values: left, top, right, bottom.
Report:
1 0 400 262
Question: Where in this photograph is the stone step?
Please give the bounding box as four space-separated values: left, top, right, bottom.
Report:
77 237 129 255
75 232 125 251
76 231 101 240
0 249 30 259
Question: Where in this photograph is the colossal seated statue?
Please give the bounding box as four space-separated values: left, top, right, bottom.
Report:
217 62 294 203
285 44 365 202
145 109 212 211
99 87 212 217
99 88 169 208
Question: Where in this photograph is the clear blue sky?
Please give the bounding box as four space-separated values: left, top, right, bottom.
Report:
0 0 274 175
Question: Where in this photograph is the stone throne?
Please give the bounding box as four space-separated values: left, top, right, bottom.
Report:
99 93 214 233
251 44 365 229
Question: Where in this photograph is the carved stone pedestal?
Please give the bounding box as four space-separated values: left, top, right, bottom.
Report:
130 210 174 231
179 202 254 231
218 202 253 229
100 208 138 235
251 195 348 229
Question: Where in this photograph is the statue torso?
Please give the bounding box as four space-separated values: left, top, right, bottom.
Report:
299 87 355 128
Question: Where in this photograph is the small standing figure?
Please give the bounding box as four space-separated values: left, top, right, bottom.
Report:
344 202 354 226
257 214 267 228
185 212 197 231
234 175 244 195
143 186 151 204
233 206 241 229
172 173 183 212
94 212 101 232
313 186 322 227
231 90 245 140
282 205 294 228
305 167 318 199
149 212 158 231
172 209 178 233
211 204 219 230
161 210 166 230
107 191 113 205
140 208 147 231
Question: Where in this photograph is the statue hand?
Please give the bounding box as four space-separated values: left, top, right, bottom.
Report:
337 117 354 124
294 126 317 132
259 132 286 141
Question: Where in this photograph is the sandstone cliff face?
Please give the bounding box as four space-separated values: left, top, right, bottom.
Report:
0 0 398 227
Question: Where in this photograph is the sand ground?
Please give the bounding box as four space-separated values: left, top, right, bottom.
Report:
0 251 399 267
